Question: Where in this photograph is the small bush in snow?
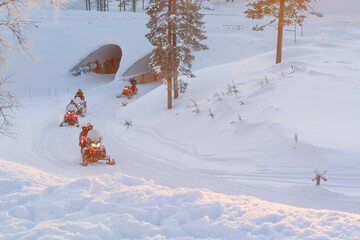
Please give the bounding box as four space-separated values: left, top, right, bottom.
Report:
291 65 296 73
230 115 242 124
187 99 200 114
208 109 215 118
214 92 222 102
259 76 269 88
294 133 298 144
227 80 239 98
124 120 132 129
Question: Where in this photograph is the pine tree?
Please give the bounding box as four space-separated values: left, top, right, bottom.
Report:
146 0 208 109
244 0 322 64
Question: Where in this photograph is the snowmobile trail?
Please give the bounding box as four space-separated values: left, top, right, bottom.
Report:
95 98 360 214
6 73 360 216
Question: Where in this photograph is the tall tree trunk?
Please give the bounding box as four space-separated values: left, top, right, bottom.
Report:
276 0 284 64
173 32 179 99
167 77 172 109
167 0 173 109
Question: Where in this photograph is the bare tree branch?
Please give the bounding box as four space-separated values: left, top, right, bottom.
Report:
0 0 64 137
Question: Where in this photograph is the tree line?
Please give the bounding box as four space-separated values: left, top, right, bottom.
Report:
145 0 322 109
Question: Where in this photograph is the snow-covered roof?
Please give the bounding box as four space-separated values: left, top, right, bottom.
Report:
122 52 152 78
69 44 122 72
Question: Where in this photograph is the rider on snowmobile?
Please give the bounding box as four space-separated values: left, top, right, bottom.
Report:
79 124 115 166
79 125 89 150
129 78 137 93
60 99 79 127
66 99 78 112
74 89 85 101
80 124 93 148
80 124 100 155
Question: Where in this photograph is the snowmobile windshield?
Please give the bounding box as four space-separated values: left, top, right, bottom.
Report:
86 129 102 143
66 104 77 112
74 98 83 105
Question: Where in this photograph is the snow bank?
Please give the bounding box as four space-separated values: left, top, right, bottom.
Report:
1 159 360 240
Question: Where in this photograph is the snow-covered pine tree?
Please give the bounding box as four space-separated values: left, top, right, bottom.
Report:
245 0 322 64
146 0 208 109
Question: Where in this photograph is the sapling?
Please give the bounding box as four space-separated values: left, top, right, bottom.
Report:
230 115 242 124
187 99 200 114
226 80 239 98
208 109 215 118
294 133 298 144
214 92 222 102
124 120 132 129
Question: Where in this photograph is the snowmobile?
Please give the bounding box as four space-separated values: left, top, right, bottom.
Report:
120 79 138 99
74 97 87 117
60 103 80 127
121 85 137 99
60 111 79 127
81 129 115 166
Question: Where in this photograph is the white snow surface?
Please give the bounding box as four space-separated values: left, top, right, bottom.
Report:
1 0 360 239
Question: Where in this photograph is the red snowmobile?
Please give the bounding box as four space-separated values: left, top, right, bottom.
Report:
60 102 79 127
60 111 79 127
121 86 137 99
121 79 138 99
81 129 115 166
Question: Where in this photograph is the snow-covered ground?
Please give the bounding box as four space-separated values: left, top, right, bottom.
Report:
1 0 360 239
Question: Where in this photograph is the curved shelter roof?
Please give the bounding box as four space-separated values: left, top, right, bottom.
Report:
69 44 122 72
122 52 152 79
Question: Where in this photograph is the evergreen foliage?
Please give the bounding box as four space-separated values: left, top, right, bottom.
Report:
146 0 208 108
244 0 322 64
245 0 323 31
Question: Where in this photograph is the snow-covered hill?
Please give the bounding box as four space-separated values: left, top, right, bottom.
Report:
1 0 360 239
